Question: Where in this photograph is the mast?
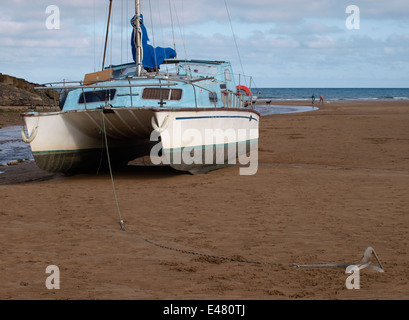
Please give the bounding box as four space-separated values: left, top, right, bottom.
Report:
134 0 143 76
102 0 113 71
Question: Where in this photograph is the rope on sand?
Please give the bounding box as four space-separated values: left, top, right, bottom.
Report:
141 237 281 267
292 247 384 272
140 237 384 272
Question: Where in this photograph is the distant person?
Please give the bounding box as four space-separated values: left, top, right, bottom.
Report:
319 95 324 104
311 94 315 105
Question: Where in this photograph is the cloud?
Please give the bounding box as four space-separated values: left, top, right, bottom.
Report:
305 34 336 49
0 0 408 87
172 0 409 24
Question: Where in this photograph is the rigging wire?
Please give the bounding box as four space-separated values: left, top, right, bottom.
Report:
171 0 188 60
126 0 129 62
148 0 159 71
223 0 247 87
110 0 113 68
181 0 187 59
121 0 123 66
93 0 96 72
155 0 170 74
168 0 176 52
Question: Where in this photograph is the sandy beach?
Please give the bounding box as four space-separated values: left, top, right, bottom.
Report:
0 100 408 300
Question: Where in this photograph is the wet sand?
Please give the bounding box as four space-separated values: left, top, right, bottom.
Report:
0 100 408 300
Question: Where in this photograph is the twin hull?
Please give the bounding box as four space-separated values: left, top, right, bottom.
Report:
22 107 259 174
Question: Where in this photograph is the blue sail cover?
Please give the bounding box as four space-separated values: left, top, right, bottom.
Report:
131 15 176 70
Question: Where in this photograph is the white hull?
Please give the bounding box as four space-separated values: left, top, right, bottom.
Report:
22 107 259 174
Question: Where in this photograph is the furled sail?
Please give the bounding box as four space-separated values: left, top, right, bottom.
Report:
131 15 176 71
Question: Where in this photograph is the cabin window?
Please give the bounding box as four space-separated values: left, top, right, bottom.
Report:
224 69 232 81
79 89 116 104
180 64 218 76
209 92 218 103
142 88 182 101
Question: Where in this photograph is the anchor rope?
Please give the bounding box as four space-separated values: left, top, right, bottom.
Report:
139 235 384 272
291 247 384 271
95 132 384 271
99 111 277 266
129 225 385 271
101 108 125 231
141 236 280 267
98 111 382 270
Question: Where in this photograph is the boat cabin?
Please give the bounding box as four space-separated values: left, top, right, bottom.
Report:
59 59 253 111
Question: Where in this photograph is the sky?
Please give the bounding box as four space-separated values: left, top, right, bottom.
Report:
1 0 408 88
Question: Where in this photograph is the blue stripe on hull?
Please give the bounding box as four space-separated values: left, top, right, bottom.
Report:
175 115 258 122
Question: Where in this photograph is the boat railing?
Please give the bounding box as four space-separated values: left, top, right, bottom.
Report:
233 73 258 108
34 79 179 111
33 77 254 111
222 90 248 109
234 73 255 90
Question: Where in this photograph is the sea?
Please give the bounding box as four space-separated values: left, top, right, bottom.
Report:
0 126 33 168
254 88 409 102
1 87 408 167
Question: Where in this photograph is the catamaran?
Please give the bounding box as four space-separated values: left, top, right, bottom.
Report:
21 0 259 175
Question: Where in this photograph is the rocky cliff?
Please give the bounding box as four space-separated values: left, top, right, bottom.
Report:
0 73 58 107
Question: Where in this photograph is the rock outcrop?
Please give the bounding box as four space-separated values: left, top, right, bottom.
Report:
0 73 58 107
